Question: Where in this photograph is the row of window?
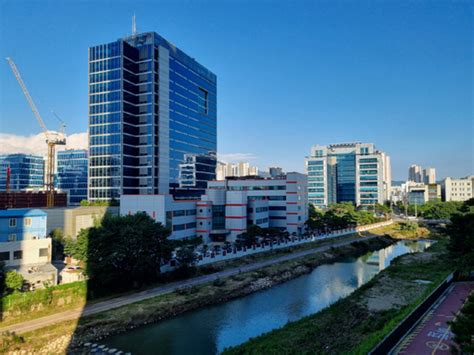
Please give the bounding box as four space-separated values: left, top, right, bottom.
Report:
0 248 49 262
228 185 286 191
8 218 32 227
90 57 121 73
172 209 196 217
255 217 269 224
90 80 121 94
90 69 121 83
89 42 121 61
90 91 121 104
90 113 121 125
247 206 269 213
172 222 197 231
90 102 121 115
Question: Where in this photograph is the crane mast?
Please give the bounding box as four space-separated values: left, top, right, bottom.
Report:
6 57 66 208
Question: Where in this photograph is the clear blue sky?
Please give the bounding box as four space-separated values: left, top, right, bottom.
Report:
0 0 472 180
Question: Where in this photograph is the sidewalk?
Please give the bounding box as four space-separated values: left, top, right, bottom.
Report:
395 282 474 354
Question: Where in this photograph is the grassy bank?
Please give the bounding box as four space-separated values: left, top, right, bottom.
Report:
2 236 394 353
369 221 430 240
0 233 366 327
224 238 452 355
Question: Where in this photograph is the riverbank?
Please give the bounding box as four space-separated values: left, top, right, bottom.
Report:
2 236 394 353
224 238 453 355
0 231 377 328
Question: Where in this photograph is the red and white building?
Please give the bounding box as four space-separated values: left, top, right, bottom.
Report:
120 172 308 243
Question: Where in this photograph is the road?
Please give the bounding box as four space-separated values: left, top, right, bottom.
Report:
394 282 474 354
0 235 377 335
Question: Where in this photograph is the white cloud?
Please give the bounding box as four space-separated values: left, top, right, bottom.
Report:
0 132 88 156
218 152 258 163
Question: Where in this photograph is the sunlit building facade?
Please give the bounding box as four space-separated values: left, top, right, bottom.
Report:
0 154 44 191
306 143 391 209
56 149 88 205
88 31 217 201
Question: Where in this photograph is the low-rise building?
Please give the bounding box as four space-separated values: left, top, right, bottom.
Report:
441 176 474 202
120 172 308 243
46 205 120 238
0 209 57 288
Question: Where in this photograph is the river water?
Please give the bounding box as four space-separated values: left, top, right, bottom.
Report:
104 240 431 354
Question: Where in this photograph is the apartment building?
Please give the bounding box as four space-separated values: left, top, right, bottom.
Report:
441 176 473 202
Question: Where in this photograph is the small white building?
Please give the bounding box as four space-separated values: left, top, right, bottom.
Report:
441 176 474 202
120 172 308 243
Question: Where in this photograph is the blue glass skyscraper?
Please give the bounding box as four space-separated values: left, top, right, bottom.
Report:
0 154 44 191
88 31 217 201
56 149 88 205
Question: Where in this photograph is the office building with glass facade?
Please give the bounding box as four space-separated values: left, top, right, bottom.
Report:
88 31 217 201
306 143 391 209
56 149 88 205
0 154 44 191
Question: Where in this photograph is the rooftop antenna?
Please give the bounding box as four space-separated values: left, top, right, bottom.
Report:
132 14 137 35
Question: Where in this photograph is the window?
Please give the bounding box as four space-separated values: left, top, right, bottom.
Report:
24 218 32 226
8 234 16 242
198 87 209 115
9 218 16 227
39 248 49 257
13 250 22 260
0 252 9 261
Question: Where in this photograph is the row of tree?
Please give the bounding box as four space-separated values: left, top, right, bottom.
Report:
305 202 388 231
396 200 472 219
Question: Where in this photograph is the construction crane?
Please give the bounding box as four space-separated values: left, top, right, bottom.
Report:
6 57 66 208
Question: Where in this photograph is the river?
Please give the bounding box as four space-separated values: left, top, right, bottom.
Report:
104 240 431 354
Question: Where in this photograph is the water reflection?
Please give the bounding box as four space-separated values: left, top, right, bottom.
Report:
104 240 431 354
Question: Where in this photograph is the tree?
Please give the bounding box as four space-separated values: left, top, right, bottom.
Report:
85 212 171 297
236 232 257 247
175 246 198 270
0 261 5 296
446 213 474 275
5 270 24 293
48 228 65 260
450 293 474 354
63 229 88 262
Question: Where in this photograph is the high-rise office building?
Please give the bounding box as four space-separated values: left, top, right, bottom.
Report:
88 31 217 201
423 167 436 184
0 154 44 191
56 149 88 205
306 143 391 209
408 164 422 182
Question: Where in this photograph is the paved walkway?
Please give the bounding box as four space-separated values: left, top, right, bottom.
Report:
0 235 376 335
395 282 474 355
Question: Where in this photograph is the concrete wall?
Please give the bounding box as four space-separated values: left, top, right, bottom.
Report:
47 206 119 238
0 238 52 267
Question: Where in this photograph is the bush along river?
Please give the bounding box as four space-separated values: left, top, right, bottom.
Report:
102 240 432 355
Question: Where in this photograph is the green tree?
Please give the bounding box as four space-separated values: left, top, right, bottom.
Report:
86 212 171 297
175 246 198 271
450 293 474 354
5 270 24 293
446 213 474 275
48 228 65 260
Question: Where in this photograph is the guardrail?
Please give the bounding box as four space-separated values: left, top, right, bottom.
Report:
194 220 394 266
369 272 456 355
